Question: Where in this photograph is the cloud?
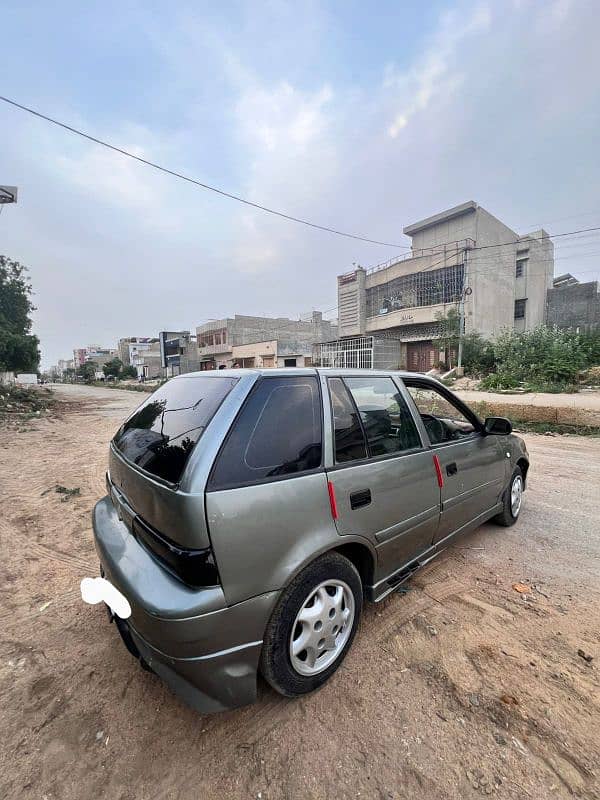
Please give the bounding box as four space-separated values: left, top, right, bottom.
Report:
385 4 492 137
53 123 187 233
228 79 338 274
2 0 599 370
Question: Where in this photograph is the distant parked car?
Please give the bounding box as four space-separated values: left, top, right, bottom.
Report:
89 369 529 713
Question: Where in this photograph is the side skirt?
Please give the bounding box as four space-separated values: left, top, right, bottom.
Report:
366 503 503 603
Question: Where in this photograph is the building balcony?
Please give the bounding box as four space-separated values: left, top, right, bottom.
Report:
365 301 455 332
197 343 233 357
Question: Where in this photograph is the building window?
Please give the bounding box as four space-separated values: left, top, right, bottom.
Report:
365 263 464 317
514 299 527 319
284 358 297 367
516 259 527 278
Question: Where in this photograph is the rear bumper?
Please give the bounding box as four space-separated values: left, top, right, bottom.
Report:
111 611 263 714
92 496 280 713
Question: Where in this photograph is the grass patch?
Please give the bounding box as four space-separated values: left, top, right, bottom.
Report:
512 420 600 437
91 381 154 393
0 385 57 427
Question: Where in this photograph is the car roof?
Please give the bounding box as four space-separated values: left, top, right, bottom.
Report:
173 367 440 382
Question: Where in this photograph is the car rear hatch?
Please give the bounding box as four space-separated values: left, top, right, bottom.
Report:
106 374 238 585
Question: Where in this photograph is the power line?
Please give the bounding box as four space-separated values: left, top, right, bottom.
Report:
0 94 414 249
525 209 600 229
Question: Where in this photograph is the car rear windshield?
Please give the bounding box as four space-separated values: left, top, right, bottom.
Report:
113 376 237 484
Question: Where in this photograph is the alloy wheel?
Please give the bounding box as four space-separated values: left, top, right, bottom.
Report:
511 474 523 517
289 580 355 677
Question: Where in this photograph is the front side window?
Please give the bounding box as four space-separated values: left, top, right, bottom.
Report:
113 376 237 484
344 377 422 456
209 376 322 489
406 384 476 445
328 378 368 463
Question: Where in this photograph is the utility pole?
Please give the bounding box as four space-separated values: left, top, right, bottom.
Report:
456 247 471 377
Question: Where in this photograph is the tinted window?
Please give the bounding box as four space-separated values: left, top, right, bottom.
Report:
406 384 476 445
113 376 237 484
328 378 367 463
345 377 421 456
209 376 322 489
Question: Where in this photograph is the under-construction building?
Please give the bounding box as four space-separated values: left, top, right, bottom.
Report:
316 201 554 372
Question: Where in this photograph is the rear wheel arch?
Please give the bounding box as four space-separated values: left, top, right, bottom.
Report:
332 541 375 596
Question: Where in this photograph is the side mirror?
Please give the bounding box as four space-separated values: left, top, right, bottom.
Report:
483 416 512 435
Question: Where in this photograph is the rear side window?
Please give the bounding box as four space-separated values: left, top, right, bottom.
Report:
328 378 368 463
113 376 237 484
345 377 422 456
209 376 322 490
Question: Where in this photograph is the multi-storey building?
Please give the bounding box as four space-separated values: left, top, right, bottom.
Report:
117 337 159 366
72 345 117 369
196 312 338 369
322 201 554 371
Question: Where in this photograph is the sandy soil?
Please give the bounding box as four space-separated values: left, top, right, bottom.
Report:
0 384 599 800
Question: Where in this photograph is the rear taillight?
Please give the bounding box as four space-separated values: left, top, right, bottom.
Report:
132 516 220 588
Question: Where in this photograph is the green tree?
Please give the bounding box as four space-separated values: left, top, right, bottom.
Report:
103 357 123 378
77 361 97 383
435 308 460 354
0 255 40 372
121 365 137 379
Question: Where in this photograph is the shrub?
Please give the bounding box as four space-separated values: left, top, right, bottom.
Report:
481 326 598 391
461 333 496 376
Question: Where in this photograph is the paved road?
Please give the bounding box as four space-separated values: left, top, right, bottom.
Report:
1 384 599 799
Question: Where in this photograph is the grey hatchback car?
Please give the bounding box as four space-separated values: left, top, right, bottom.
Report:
91 368 528 713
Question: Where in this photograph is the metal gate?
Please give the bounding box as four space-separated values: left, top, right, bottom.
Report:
406 341 436 372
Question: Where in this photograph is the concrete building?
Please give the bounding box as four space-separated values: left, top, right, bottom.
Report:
546 275 600 332
196 312 337 370
131 341 163 380
117 337 158 366
230 338 315 369
330 201 554 371
57 358 74 376
73 345 117 369
159 331 200 376
73 348 87 368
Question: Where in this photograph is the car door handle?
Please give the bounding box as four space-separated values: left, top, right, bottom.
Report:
350 489 372 510
446 462 458 476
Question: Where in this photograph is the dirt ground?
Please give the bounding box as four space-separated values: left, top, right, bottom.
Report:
0 384 599 800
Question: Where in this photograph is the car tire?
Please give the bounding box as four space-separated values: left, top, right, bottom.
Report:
493 466 524 527
260 552 362 697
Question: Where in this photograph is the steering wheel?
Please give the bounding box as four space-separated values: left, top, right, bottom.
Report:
420 413 447 445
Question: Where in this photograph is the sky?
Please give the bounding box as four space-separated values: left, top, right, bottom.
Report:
1 0 600 368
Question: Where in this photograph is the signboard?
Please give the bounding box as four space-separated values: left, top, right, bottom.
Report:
0 185 18 204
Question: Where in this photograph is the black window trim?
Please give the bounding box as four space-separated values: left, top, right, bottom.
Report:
207 374 325 492
326 376 427 472
400 377 484 450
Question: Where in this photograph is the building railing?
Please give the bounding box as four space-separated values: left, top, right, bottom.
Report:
362 238 475 276
197 343 233 356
